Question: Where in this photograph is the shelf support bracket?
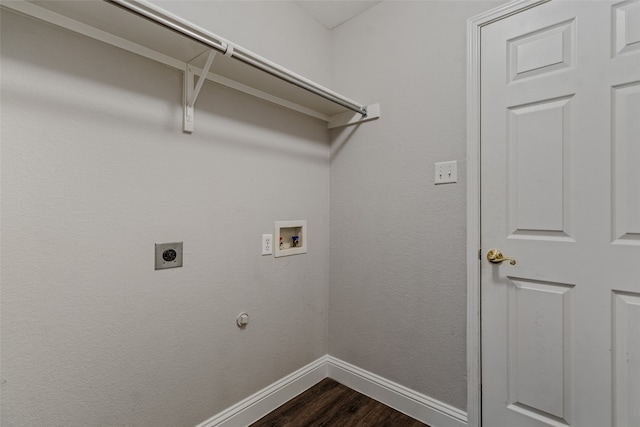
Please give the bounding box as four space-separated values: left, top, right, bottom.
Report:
183 49 217 133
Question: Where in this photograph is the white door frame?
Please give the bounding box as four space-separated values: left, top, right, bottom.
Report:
465 1 550 426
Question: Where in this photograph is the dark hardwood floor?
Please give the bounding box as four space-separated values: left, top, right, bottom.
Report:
250 378 430 427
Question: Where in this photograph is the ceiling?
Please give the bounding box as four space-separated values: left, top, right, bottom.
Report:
292 1 382 29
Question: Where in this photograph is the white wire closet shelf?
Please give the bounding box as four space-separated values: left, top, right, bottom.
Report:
3 0 380 132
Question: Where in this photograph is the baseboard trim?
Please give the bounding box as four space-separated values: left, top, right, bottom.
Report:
326 356 468 427
195 356 328 427
196 355 468 427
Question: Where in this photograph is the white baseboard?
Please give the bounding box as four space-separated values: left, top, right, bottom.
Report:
195 356 328 427
196 355 468 427
326 356 468 427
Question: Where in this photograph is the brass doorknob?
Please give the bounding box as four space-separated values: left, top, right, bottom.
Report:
487 249 516 265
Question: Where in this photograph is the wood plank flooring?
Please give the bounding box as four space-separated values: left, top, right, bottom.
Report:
250 378 430 427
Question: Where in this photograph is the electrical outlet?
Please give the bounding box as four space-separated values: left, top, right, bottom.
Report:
435 160 457 184
262 234 273 255
155 242 183 270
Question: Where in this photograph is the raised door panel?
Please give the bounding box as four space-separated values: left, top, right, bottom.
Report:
613 0 640 57
508 19 575 82
612 291 640 426
507 278 574 425
507 97 573 241
612 82 640 243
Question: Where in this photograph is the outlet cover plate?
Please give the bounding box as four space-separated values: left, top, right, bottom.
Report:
155 242 183 270
262 234 273 255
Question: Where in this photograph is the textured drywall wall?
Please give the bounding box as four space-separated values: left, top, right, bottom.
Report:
329 1 501 411
151 0 333 87
0 6 329 426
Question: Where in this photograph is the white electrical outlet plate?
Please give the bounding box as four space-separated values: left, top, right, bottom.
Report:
262 234 273 255
435 160 458 184
275 220 307 258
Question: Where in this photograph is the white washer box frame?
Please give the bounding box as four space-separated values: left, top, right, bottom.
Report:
274 220 307 258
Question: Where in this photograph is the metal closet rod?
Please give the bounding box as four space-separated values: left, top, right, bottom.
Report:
105 0 368 117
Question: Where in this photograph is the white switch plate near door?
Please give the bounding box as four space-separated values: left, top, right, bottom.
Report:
435 160 458 184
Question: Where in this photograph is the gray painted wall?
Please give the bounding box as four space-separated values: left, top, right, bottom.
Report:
329 1 500 411
0 4 330 426
151 0 333 87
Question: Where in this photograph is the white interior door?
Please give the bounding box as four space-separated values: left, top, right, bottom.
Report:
481 1 640 426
